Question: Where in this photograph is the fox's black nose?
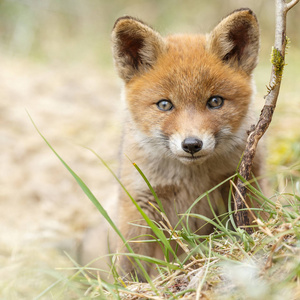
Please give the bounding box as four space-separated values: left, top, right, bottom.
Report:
181 137 203 155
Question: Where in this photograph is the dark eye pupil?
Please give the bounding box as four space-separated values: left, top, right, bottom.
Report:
157 100 173 111
207 96 224 109
212 98 220 105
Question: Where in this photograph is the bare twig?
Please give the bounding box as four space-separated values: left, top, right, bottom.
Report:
231 180 257 225
234 0 299 233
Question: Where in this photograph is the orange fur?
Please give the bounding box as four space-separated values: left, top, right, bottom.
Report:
112 9 264 280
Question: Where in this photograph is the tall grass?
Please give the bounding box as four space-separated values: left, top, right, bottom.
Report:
30 113 300 299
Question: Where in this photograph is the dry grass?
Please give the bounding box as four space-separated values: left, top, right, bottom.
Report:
66 189 300 299
34 129 299 299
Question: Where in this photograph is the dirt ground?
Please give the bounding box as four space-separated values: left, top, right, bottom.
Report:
0 57 122 298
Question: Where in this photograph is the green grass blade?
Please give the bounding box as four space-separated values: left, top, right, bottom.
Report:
131 160 166 215
196 235 212 300
183 175 236 233
206 192 224 229
113 253 180 269
34 279 63 300
85 146 181 266
228 183 238 231
28 112 155 287
28 113 118 237
64 252 120 300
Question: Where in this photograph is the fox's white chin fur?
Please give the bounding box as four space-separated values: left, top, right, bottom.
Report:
176 154 211 165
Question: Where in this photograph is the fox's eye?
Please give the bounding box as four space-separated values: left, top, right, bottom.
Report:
207 96 224 109
156 99 174 111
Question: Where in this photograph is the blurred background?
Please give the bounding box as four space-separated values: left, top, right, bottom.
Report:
0 0 299 298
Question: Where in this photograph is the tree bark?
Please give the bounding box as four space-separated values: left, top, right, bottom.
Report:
234 0 299 233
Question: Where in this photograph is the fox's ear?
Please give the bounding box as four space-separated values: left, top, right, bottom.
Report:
112 16 166 82
207 9 260 75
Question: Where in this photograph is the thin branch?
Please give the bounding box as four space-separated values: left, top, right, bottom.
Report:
234 0 299 233
286 0 300 10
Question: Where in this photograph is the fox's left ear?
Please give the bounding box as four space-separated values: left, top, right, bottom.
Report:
207 8 260 75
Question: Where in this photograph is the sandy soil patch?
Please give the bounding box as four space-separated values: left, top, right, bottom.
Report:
0 57 121 297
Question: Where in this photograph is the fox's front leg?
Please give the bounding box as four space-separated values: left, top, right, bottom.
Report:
117 191 161 281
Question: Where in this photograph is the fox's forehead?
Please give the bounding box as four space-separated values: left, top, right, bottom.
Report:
162 35 216 98
166 34 207 54
162 34 230 80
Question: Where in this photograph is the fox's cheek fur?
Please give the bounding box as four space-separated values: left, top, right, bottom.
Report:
126 100 168 136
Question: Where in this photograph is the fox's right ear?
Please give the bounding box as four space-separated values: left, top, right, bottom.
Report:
112 16 166 82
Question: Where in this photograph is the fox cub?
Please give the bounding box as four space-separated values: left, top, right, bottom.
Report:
112 8 264 279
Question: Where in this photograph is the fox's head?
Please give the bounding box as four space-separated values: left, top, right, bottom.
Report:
112 9 259 165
